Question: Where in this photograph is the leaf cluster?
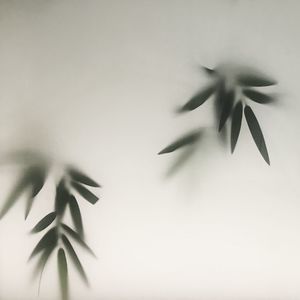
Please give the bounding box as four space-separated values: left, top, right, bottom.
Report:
159 64 278 166
0 155 100 300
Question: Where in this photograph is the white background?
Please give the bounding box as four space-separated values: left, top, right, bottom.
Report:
1 1 300 299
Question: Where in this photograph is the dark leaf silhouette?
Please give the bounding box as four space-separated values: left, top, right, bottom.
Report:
61 223 96 257
178 84 216 112
29 228 58 260
71 181 99 205
231 101 243 153
32 246 55 281
243 89 275 104
0 168 34 219
67 166 100 187
244 105 270 165
218 89 235 131
62 235 88 285
0 163 48 220
31 212 57 233
68 196 83 237
25 197 35 221
237 73 277 87
57 248 69 300
25 166 48 219
55 180 70 216
158 130 202 154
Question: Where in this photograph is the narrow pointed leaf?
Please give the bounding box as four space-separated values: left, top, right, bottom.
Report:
67 166 100 187
31 212 57 233
231 101 243 153
57 248 69 300
158 130 202 154
218 89 234 131
32 246 55 281
25 165 48 219
55 179 70 216
71 182 99 205
237 73 277 87
29 228 58 260
62 235 89 285
244 105 270 165
69 196 83 237
0 173 30 219
61 223 96 257
178 84 215 112
25 196 35 220
243 89 274 104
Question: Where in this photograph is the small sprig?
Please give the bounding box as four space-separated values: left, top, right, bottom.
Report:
0 151 100 300
159 63 278 169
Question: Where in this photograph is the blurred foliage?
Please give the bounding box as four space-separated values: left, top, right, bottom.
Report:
159 63 278 172
0 150 100 300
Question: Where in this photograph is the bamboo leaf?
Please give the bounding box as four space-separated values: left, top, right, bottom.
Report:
231 101 243 153
0 171 31 219
68 196 83 237
25 165 48 219
243 89 275 104
57 248 69 300
61 223 96 257
237 73 277 87
178 84 216 112
218 89 234 131
29 228 58 260
67 166 100 187
158 130 202 154
32 246 55 281
62 235 89 285
244 105 270 165
71 182 99 205
55 179 70 216
31 212 57 233
25 197 35 221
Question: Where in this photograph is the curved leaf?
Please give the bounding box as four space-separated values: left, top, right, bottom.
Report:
29 228 58 260
62 235 89 285
237 73 277 87
244 105 270 165
67 166 100 187
57 248 69 300
71 182 99 205
230 101 243 153
178 83 216 112
31 212 57 233
61 223 95 257
158 130 202 154
32 245 55 282
68 196 83 237
25 165 48 219
0 171 31 219
243 89 274 104
218 89 234 131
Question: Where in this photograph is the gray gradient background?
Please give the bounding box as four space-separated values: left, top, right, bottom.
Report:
0 0 300 299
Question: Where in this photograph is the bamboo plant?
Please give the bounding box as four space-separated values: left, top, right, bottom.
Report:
0 150 100 300
159 63 278 168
